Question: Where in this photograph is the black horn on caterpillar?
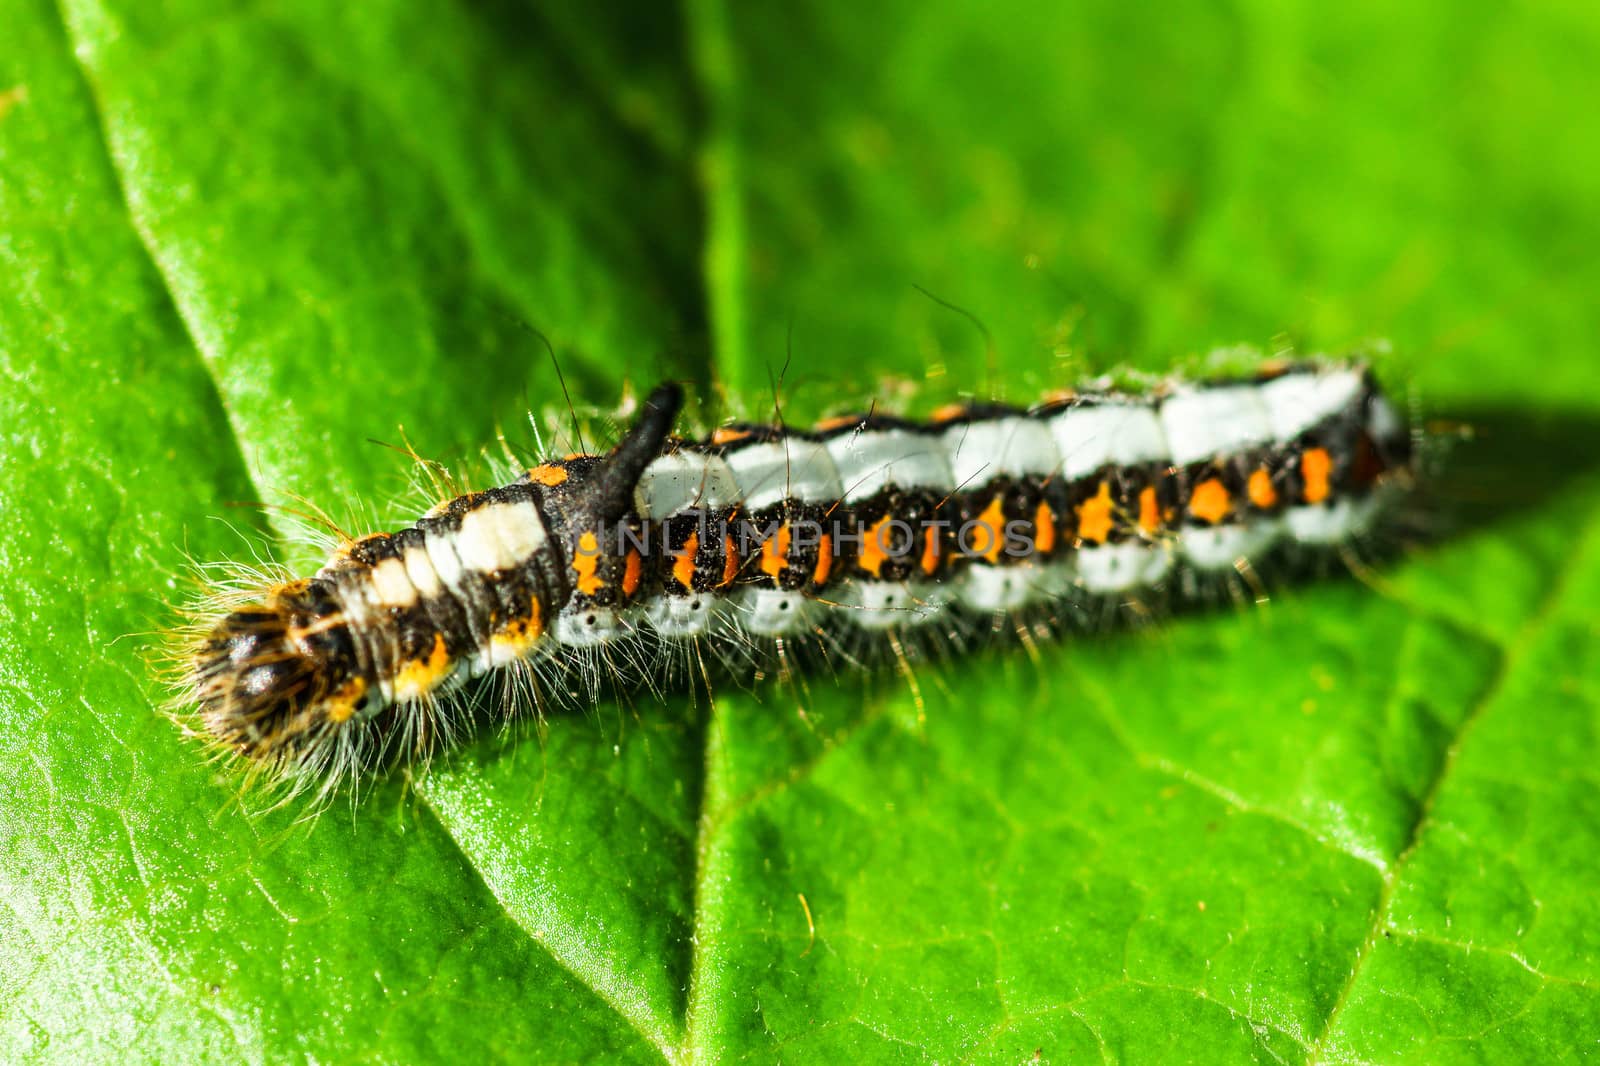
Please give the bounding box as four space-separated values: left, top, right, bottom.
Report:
592 382 684 518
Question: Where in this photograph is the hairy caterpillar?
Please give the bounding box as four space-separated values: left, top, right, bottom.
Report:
173 356 1414 797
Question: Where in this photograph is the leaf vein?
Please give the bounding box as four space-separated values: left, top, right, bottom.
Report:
1305 505 1600 1062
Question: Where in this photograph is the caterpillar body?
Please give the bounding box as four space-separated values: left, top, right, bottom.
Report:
179 357 1414 791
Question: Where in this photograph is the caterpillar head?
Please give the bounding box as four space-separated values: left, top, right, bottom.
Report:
188 579 375 774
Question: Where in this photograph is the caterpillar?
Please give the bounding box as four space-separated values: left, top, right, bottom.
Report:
175 356 1414 796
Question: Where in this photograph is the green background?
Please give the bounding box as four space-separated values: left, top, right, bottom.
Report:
3 0 1599 1062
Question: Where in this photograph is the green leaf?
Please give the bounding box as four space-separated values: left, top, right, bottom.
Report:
3 0 1598 1063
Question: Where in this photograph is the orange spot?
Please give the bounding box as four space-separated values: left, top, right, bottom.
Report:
269 578 311 601
573 531 604 596
720 535 740 587
394 634 451 700
969 497 1008 564
920 525 942 575
673 531 700 591
1302 447 1333 504
621 548 643 598
759 522 791 580
812 533 833 586
1138 486 1161 535
814 414 863 433
528 464 568 486
1247 468 1278 509
1076 482 1114 545
712 427 751 445
323 677 369 724
1188 478 1232 524
490 599 545 658
931 403 968 423
1034 501 1057 555
858 514 893 577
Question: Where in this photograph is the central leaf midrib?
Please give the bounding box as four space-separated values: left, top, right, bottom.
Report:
412 790 687 1060
678 1 747 1061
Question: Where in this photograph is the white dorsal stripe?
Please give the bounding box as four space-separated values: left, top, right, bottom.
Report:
941 417 1060 488
455 499 546 573
401 546 443 600
635 451 741 518
1160 386 1273 465
422 527 466 597
723 438 844 511
825 428 955 501
369 557 418 608
1048 403 1170 480
1259 368 1365 441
